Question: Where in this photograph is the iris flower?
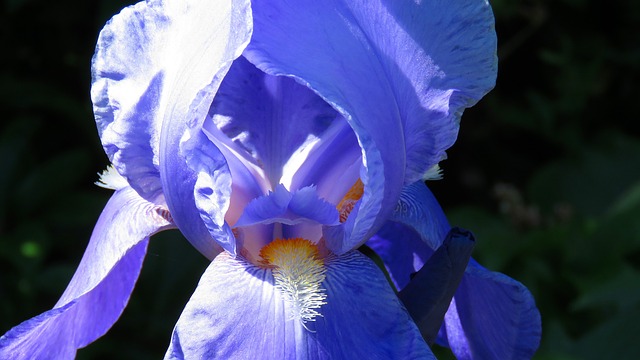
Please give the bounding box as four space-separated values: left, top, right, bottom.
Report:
0 0 541 358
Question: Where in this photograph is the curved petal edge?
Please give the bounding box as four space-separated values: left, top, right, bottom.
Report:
0 187 172 359
165 251 434 360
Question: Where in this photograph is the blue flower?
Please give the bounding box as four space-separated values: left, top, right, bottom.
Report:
0 0 541 359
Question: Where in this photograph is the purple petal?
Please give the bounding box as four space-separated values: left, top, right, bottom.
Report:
182 129 237 255
201 117 270 225
207 56 347 187
235 184 339 227
288 186 340 225
154 0 252 259
390 181 451 250
367 182 541 359
286 118 362 204
399 227 475 345
366 181 450 289
92 3 167 202
0 187 173 359
165 251 433 359
92 0 252 204
367 221 433 290
438 260 542 360
245 0 497 252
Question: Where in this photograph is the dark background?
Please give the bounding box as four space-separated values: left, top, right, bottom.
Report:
1 0 639 358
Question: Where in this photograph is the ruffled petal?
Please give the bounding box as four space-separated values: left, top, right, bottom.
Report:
235 184 339 227
92 2 168 202
154 0 252 259
181 129 237 255
165 251 433 360
92 0 252 259
367 182 541 359
245 0 497 253
0 187 173 359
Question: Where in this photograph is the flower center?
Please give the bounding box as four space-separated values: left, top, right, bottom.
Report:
259 238 327 329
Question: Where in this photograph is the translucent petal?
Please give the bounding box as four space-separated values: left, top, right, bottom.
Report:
155 0 253 259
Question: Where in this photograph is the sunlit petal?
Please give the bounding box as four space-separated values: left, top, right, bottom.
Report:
156 0 253 259
165 250 433 359
245 0 497 253
208 56 344 187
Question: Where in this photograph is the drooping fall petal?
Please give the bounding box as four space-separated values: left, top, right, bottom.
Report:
368 182 541 359
0 187 172 359
165 251 434 359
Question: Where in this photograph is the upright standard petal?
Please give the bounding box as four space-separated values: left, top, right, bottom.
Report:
0 187 173 359
245 0 497 253
207 56 345 187
92 2 169 202
92 0 253 259
368 182 541 359
155 0 253 259
284 118 362 205
165 251 434 360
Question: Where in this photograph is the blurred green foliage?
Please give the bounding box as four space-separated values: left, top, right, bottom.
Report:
1 0 639 359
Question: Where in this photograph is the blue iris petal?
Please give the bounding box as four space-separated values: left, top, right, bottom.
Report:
368 182 542 359
165 251 434 359
245 0 497 253
0 187 172 359
1 0 535 358
399 227 475 345
235 184 340 227
209 56 343 187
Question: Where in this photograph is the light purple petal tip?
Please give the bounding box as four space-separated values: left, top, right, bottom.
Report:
0 187 172 359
